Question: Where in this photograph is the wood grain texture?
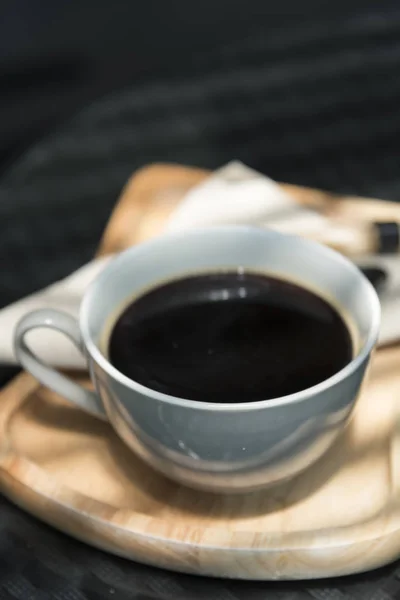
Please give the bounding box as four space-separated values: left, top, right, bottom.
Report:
1 163 400 580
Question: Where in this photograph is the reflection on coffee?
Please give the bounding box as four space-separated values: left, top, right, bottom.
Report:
107 271 353 403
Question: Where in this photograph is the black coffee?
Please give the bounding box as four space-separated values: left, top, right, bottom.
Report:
108 272 353 403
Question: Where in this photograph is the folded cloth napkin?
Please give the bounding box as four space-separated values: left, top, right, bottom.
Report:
1 161 398 370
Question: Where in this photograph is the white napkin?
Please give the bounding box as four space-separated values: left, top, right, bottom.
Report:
1 161 398 370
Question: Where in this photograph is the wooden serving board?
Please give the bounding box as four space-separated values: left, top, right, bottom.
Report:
2 163 400 580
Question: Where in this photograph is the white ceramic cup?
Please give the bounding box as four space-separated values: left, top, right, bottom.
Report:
14 226 380 493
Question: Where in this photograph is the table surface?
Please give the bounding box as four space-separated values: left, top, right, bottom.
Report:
2 10 400 598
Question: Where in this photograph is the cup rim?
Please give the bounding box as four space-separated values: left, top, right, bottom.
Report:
80 225 381 412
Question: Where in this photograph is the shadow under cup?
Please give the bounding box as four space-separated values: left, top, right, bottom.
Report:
82 226 380 492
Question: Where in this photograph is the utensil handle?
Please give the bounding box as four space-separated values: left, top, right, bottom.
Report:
309 221 400 258
374 222 400 253
14 309 107 420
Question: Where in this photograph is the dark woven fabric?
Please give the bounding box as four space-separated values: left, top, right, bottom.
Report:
2 5 400 598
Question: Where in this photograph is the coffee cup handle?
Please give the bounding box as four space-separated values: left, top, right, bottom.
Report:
14 309 107 420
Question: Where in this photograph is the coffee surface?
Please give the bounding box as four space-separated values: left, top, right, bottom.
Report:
108 272 352 403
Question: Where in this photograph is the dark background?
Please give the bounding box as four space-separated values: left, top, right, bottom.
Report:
2 3 400 598
1 0 400 174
